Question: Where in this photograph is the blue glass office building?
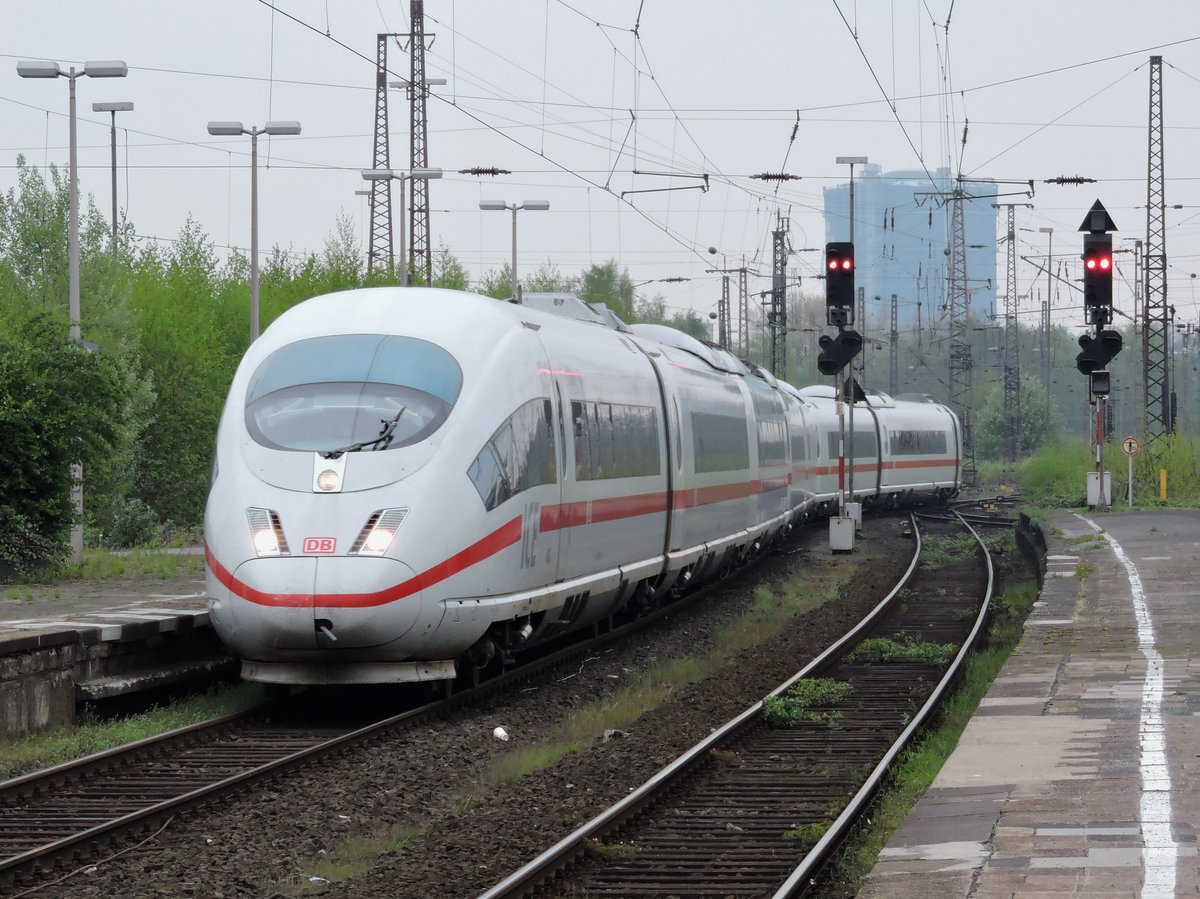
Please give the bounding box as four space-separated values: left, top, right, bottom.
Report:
823 165 997 333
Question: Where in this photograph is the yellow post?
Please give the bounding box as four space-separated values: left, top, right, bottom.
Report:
1160 468 1168 500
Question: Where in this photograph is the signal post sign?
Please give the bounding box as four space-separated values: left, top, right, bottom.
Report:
1121 435 1139 507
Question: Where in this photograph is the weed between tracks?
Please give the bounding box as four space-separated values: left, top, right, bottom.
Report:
847 636 956 666
762 678 855 728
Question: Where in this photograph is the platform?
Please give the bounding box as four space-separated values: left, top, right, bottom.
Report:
0 551 231 738
860 508 1200 898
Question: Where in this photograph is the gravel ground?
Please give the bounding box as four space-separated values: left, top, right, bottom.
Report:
26 517 918 899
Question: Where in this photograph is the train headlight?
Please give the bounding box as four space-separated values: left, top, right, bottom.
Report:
253 528 281 556
362 527 395 555
352 508 409 556
247 508 290 557
316 469 341 492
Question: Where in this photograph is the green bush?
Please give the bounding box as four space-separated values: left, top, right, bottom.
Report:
0 312 121 573
1019 438 1091 506
106 497 160 548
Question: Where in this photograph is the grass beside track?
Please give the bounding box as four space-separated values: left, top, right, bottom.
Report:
0 682 261 780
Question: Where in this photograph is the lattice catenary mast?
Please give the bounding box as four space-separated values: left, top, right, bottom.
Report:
947 181 977 484
367 34 400 275
1143 55 1171 438
770 214 789 379
407 0 434 285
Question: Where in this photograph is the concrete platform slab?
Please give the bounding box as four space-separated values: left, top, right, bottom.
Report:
860 509 1200 899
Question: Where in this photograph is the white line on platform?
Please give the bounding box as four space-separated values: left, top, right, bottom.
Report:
1079 514 1178 899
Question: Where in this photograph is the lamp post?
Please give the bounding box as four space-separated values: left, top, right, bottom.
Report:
19 58 128 565
91 100 133 243
207 120 301 342
361 168 443 283
19 59 128 341
835 156 868 513
479 200 550 302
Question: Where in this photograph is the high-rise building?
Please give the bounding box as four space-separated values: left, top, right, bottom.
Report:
823 165 997 333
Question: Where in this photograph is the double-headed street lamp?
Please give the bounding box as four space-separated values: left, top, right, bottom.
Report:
19 58 128 565
18 59 128 341
479 200 550 302
92 101 133 242
360 168 443 284
207 120 301 342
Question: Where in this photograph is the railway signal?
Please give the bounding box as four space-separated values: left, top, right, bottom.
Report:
1075 329 1123 376
824 242 854 327
817 329 863 375
1082 233 1113 324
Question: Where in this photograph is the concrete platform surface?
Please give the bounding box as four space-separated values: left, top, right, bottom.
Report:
0 550 224 737
0 548 208 649
859 508 1200 898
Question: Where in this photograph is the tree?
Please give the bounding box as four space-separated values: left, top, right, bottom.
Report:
524 260 576 294
974 372 1062 459
432 242 470 291
579 259 634 321
0 312 121 571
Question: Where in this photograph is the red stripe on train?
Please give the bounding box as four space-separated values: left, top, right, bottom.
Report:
206 515 524 609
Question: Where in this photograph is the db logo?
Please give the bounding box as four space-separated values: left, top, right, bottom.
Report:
302 537 337 554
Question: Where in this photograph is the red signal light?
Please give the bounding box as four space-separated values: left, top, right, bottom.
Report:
841 258 853 271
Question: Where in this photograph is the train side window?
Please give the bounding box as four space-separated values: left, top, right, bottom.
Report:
692 411 750 473
826 429 877 459
888 428 947 456
468 398 557 512
573 400 660 480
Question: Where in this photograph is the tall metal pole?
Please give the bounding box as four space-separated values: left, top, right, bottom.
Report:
510 205 519 302
409 0 434 284
889 293 899 396
67 68 80 342
107 110 117 242
66 69 84 563
399 177 408 286
368 34 397 276
249 127 260 343
1040 227 1053 426
1144 55 1170 439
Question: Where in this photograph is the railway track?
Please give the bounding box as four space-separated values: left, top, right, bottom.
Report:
0 533 794 895
480 509 996 898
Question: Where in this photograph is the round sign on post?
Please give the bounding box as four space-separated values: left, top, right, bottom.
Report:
1122 436 1139 508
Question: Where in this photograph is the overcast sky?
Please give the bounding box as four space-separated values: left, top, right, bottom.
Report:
4 1 1200 327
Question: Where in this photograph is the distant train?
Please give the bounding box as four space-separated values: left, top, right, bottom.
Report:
204 287 962 687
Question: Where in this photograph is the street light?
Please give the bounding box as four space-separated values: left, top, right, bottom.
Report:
19 58 128 565
19 59 128 340
206 120 302 342
361 168 443 284
479 200 550 301
92 100 133 242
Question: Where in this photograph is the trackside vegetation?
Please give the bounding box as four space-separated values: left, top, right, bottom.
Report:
0 158 706 573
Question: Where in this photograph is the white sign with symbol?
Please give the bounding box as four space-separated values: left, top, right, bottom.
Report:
1122 436 1140 457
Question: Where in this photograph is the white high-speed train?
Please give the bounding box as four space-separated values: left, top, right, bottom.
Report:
204 287 961 686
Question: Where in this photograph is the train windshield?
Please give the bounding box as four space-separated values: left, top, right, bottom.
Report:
244 335 463 453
